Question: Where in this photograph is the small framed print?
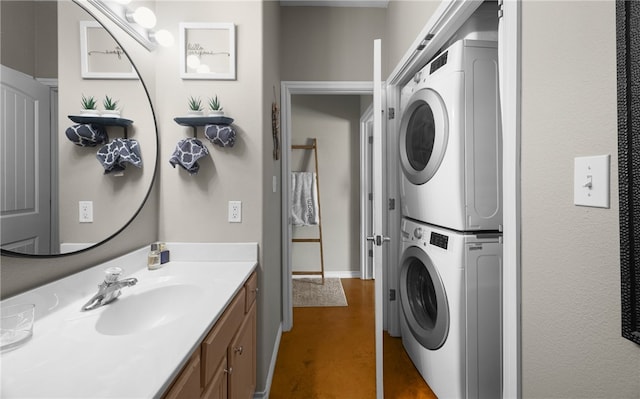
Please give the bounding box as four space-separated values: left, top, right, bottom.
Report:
80 21 137 79
179 22 236 80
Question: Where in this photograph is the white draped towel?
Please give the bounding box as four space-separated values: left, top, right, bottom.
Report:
291 172 319 226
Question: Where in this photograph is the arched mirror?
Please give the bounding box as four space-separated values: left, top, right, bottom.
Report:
0 0 157 257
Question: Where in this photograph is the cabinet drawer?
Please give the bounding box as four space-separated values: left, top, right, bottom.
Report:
244 272 258 313
201 287 246 389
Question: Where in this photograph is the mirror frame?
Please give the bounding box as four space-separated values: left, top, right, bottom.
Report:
1 0 159 258
616 0 640 345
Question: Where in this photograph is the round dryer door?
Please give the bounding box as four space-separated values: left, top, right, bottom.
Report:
399 246 449 350
399 89 448 185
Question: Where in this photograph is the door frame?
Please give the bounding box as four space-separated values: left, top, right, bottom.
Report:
280 81 374 332
280 1 522 395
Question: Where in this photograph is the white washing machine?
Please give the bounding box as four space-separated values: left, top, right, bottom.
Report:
399 39 502 231
399 217 502 399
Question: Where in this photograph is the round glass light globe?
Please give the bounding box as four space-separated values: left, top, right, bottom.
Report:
186 55 201 69
197 64 211 73
132 7 156 29
153 29 174 47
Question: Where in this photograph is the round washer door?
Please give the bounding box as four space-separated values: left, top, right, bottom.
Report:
399 245 449 350
399 88 448 185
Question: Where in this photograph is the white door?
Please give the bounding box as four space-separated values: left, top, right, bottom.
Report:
370 38 389 399
360 105 374 280
1 66 52 254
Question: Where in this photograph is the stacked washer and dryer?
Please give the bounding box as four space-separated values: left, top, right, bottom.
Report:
397 11 503 399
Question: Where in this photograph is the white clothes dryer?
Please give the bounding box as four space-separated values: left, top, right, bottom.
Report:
399 39 502 231
399 217 502 399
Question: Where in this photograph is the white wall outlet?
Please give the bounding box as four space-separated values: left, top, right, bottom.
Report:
79 201 93 223
228 201 242 223
574 154 610 208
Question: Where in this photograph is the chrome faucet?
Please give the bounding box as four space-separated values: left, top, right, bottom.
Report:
81 267 138 311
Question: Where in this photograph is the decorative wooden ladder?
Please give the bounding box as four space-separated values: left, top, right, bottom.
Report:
291 138 325 283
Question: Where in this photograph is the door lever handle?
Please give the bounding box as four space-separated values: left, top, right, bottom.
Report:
366 235 391 246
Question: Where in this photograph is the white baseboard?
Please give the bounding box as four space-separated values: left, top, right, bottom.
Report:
253 322 283 399
292 270 360 279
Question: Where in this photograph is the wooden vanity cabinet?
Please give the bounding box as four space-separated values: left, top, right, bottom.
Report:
164 352 201 399
228 304 256 399
163 272 257 399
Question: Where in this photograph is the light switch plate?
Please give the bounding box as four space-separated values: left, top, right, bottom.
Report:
574 154 610 208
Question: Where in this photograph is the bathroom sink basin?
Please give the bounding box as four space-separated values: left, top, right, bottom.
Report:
95 284 203 336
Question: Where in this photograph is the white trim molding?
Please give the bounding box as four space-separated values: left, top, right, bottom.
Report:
280 81 374 332
253 323 282 399
499 1 522 397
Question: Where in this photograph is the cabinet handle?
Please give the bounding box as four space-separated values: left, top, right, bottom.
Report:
224 367 233 375
234 346 244 355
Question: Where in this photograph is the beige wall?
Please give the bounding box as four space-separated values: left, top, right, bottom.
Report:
57 2 157 247
260 0 282 392
153 2 279 393
280 6 386 81
521 1 640 397
280 1 439 81
384 0 440 77
291 95 362 275
1 1 57 79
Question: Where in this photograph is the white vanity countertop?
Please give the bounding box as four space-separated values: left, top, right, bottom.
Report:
1 242 258 398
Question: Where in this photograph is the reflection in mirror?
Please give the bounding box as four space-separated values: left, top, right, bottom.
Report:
0 0 157 256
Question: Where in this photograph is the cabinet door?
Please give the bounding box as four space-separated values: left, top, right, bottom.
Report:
163 352 201 399
202 287 245 388
228 303 256 399
202 357 228 399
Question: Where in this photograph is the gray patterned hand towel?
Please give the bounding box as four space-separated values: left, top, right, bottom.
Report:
65 124 108 147
169 137 209 175
96 138 142 174
204 124 236 148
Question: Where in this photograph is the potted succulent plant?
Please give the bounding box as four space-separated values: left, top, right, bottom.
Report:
208 95 224 116
80 94 99 117
187 96 204 116
101 95 120 118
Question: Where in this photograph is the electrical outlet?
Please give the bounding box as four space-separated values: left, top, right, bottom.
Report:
228 201 242 223
79 201 93 223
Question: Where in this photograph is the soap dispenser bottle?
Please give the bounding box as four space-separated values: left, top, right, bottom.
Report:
147 243 161 270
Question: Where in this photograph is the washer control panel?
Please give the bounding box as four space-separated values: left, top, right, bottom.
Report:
429 232 449 250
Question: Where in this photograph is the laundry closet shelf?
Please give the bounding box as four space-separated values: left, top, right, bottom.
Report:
174 116 234 127
68 115 134 127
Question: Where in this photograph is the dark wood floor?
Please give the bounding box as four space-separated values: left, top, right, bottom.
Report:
270 278 437 398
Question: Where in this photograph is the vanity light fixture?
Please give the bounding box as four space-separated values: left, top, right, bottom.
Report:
149 29 175 47
81 0 157 51
126 6 157 29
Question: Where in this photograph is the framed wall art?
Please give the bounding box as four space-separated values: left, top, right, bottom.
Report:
179 22 236 80
79 21 137 79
